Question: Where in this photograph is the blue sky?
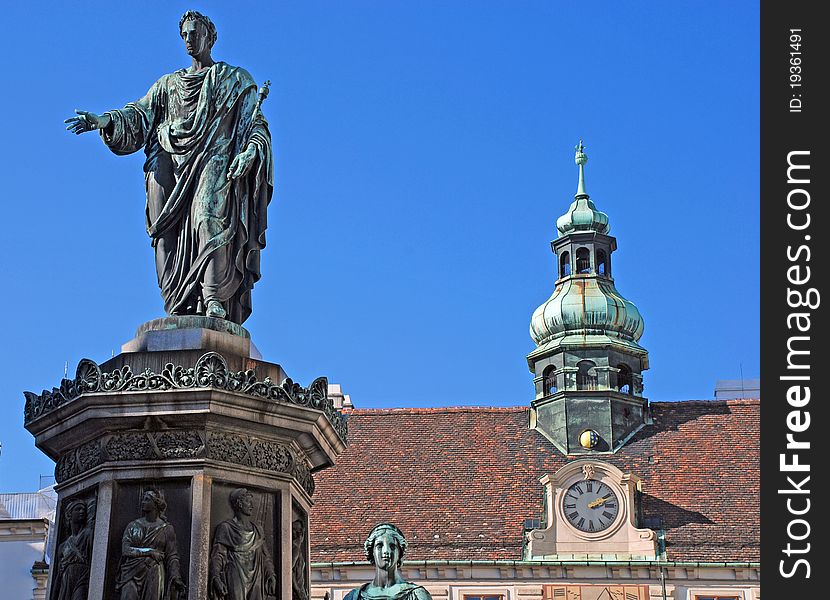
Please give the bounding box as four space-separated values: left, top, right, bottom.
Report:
0 1 759 491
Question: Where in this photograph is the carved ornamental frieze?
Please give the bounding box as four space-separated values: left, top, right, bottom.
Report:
54 429 316 494
23 351 347 441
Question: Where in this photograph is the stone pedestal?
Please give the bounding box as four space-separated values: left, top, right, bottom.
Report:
24 317 347 600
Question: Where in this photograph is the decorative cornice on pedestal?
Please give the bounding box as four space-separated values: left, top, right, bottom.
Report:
23 351 347 442
53 429 317 494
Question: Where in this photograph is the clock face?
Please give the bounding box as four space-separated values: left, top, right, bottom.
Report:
562 479 620 533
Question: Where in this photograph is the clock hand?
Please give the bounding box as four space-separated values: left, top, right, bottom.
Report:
587 497 607 508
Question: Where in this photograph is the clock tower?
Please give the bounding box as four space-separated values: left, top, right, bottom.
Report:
528 142 650 454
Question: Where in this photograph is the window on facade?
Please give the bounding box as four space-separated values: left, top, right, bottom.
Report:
596 249 608 275
560 251 571 277
576 247 591 273
543 365 557 395
576 360 598 390
617 364 633 395
464 595 504 600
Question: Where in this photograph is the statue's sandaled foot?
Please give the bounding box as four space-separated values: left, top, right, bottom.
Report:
206 300 227 319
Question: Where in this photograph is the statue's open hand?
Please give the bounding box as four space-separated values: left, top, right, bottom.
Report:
212 576 228 598
65 110 111 135
265 574 277 595
227 145 257 180
171 576 187 600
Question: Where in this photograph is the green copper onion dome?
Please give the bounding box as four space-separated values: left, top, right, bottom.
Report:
529 278 645 345
555 141 610 236
530 142 644 346
527 141 650 456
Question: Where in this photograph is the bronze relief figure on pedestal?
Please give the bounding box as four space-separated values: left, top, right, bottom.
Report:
209 488 277 600
115 489 186 600
52 498 95 600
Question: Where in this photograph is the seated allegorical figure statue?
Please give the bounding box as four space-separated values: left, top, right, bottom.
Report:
344 524 432 600
209 488 277 599
115 488 186 600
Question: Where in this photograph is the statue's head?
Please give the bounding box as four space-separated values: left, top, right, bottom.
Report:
64 499 87 526
364 523 408 569
229 488 255 516
179 10 217 54
141 488 167 516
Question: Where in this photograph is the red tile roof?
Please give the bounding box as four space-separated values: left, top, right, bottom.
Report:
310 400 759 564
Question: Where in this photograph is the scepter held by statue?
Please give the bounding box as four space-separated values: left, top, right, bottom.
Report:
255 80 271 115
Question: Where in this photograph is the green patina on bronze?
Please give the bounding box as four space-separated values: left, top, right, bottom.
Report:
65 10 273 325
527 143 651 455
344 524 433 600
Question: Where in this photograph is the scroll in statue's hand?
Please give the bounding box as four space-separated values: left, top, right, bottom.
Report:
227 145 257 180
64 110 112 135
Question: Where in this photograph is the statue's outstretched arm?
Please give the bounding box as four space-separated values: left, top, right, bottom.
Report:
64 110 112 135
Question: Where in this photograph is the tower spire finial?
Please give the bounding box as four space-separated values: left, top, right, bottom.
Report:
575 140 588 196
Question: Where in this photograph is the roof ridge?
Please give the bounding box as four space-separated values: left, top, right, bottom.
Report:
346 406 528 415
346 398 760 415
651 398 760 406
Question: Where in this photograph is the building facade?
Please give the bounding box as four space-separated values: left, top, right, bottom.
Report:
0 488 56 600
308 146 760 600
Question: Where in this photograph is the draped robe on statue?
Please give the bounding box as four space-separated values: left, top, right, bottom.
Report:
101 62 273 324
344 582 431 600
53 525 93 600
115 518 182 600
209 518 276 600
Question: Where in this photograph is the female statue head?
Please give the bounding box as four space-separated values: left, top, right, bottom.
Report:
140 488 167 518
364 523 408 568
64 499 87 529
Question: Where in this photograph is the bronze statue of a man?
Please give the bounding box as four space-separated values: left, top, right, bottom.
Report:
115 489 186 600
209 488 277 600
344 524 432 600
65 11 273 324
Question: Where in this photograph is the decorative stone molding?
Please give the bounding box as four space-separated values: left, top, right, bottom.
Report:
526 460 657 560
55 429 316 494
24 352 347 441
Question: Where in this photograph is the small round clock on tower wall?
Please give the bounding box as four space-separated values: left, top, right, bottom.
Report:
562 479 620 533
